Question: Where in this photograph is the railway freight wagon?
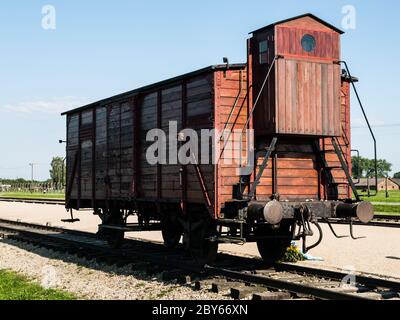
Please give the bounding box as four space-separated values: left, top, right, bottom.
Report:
62 14 375 265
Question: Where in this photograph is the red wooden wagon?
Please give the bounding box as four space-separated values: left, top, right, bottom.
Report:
62 14 375 265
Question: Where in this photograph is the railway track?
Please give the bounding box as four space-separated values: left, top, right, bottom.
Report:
0 218 399 301
326 215 400 228
0 197 65 206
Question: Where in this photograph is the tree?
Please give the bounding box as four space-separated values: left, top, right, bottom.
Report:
376 159 392 178
352 156 367 179
49 157 65 186
394 172 400 179
352 156 392 178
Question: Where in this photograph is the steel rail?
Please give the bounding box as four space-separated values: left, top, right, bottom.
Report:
275 263 400 292
321 218 400 229
205 266 369 300
0 197 65 205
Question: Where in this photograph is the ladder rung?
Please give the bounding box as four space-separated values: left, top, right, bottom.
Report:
217 218 246 225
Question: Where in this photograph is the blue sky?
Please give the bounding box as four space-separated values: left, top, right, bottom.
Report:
0 0 399 180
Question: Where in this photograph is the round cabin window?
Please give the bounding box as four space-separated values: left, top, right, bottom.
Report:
301 34 316 52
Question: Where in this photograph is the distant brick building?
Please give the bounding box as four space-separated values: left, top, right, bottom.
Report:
391 179 400 189
355 178 400 192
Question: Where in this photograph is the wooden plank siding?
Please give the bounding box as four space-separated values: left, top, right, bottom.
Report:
139 92 158 199
275 25 340 61
251 16 342 137
251 28 276 136
186 74 215 204
254 139 319 201
215 68 249 214
247 15 350 202
95 107 107 200
320 78 352 199
66 68 227 211
66 114 79 200
160 85 182 200
275 59 341 136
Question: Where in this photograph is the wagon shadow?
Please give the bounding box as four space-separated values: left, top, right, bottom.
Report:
0 238 194 287
386 256 400 261
0 237 265 290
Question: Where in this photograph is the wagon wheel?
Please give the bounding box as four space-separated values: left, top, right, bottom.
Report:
185 217 219 266
256 222 293 267
161 213 183 249
99 209 125 249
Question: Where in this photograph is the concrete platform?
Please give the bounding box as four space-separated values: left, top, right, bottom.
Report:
0 202 399 279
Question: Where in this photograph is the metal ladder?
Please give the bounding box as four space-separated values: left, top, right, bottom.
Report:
314 137 360 201
247 137 278 200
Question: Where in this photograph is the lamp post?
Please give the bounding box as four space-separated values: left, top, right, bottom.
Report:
29 163 36 193
59 140 67 191
386 175 389 199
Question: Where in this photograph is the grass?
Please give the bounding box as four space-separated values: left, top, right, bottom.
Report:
373 205 400 215
0 192 64 200
0 269 76 300
375 211 400 217
359 190 400 203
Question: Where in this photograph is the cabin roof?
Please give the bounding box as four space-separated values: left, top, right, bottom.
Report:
250 13 345 35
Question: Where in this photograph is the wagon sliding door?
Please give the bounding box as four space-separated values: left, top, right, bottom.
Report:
65 110 95 208
105 102 134 200
66 114 79 205
79 111 94 203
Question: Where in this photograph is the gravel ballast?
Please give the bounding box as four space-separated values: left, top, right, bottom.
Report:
0 239 229 300
1 202 400 279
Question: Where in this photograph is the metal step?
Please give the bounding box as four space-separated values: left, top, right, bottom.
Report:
61 219 80 223
329 182 349 186
217 236 246 245
324 166 343 170
217 218 246 225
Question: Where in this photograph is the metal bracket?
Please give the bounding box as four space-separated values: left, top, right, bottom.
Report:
306 221 323 252
61 209 80 223
348 218 366 240
323 218 349 239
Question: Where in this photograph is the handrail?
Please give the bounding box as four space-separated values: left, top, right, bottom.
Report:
190 152 215 217
351 149 361 185
217 56 278 167
340 61 378 197
238 56 279 173
220 70 244 135
217 73 248 163
241 56 279 136
341 124 350 147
